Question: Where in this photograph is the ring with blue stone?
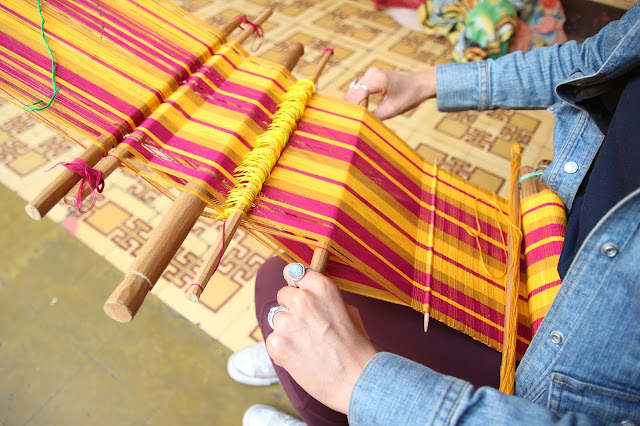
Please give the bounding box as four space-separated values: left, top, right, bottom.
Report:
287 262 309 287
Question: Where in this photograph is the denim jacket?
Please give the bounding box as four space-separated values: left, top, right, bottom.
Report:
349 3 640 425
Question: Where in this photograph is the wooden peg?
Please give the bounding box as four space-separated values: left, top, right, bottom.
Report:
25 134 115 220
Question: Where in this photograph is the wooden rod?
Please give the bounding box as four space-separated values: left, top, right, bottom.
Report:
235 8 273 45
104 41 304 320
104 183 210 322
310 247 330 274
25 135 115 220
499 144 523 395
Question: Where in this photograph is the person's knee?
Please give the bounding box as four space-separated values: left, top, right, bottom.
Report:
254 256 287 311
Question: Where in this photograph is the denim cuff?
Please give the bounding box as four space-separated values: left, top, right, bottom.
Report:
436 61 489 112
348 352 469 425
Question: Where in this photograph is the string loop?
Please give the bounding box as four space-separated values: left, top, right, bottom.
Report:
236 15 264 51
47 158 104 213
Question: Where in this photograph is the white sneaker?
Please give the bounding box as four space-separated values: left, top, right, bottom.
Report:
242 404 306 426
228 342 279 386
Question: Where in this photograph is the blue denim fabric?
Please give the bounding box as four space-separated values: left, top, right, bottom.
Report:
349 3 640 425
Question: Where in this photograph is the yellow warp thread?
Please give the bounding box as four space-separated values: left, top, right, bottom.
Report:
499 142 523 395
217 78 316 220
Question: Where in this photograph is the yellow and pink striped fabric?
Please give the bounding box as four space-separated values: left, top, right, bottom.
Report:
0 0 567 357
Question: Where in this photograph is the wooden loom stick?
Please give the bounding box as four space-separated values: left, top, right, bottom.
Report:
62 12 268 208
103 40 305 322
499 143 523 395
186 48 335 302
24 134 116 220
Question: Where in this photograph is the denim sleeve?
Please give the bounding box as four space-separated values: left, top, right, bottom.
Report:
348 352 597 426
435 1 640 112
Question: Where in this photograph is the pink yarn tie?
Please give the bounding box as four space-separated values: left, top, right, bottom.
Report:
48 157 104 213
322 46 334 56
236 15 264 51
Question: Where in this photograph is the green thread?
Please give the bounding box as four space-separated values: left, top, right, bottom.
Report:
518 165 548 184
24 0 60 111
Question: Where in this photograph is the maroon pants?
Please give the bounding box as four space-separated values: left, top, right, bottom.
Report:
255 257 501 425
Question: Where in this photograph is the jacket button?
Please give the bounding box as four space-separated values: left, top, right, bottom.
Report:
550 331 564 344
563 161 579 174
601 242 619 258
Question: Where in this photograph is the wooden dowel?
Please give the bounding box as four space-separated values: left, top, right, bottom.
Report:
519 166 538 198
309 49 333 84
499 144 522 395
65 144 130 206
105 41 305 320
104 183 210 322
235 8 273 45
25 135 115 220
310 247 330 274
185 211 243 302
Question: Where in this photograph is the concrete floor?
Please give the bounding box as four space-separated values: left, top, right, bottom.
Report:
0 184 294 425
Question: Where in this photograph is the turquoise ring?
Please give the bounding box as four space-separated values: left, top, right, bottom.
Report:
287 262 309 287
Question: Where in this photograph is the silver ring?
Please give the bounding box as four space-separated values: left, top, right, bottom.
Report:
268 306 288 330
287 262 309 287
349 79 371 95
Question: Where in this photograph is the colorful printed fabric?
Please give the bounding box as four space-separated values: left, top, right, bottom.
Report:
417 0 567 61
1 0 567 357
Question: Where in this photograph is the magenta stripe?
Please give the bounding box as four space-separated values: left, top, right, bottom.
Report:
525 241 564 264
522 201 565 217
524 223 566 245
527 279 561 298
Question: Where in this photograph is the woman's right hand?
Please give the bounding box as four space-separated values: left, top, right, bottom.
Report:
344 67 437 120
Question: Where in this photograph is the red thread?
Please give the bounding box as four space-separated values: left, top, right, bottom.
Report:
236 15 264 51
47 158 104 213
189 283 204 291
322 46 334 56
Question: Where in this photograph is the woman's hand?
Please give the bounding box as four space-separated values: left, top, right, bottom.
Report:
344 67 437 120
265 265 378 415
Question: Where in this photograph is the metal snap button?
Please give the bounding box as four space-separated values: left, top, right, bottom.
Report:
600 242 619 258
550 330 564 345
563 161 578 174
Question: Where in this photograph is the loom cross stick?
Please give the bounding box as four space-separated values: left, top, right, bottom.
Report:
22 11 261 220
185 49 336 302
103 41 305 323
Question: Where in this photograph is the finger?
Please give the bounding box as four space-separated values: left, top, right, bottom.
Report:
276 285 297 309
344 68 387 104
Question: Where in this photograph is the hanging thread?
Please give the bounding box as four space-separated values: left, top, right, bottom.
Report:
236 15 264 51
47 158 104 213
24 0 60 111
